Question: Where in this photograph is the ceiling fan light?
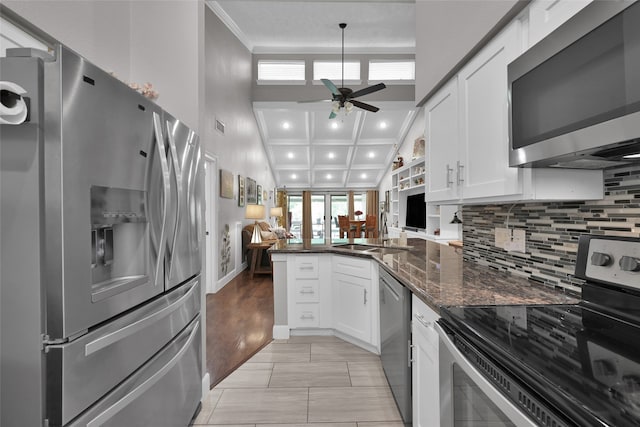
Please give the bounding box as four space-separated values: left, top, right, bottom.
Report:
345 101 354 113
331 101 341 113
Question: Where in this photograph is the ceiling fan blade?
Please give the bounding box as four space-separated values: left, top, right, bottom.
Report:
329 111 337 119
321 78 341 96
349 83 386 99
351 99 380 113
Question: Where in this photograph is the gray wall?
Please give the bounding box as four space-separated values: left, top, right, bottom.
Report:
415 0 525 106
462 164 640 294
4 0 203 132
204 8 275 281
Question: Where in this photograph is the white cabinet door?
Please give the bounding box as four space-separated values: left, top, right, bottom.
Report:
412 295 440 427
426 78 460 203
333 273 372 343
528 0 592 48
458 22 522 201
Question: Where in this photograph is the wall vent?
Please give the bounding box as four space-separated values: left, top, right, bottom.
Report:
215 119 225 135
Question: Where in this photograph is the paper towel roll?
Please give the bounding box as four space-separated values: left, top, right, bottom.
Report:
1 81 28 125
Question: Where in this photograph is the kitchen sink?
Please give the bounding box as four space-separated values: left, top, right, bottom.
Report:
366 247 407 255
332 243 377 252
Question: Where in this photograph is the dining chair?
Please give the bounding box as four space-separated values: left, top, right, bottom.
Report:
337 215 351 238
364 214 377 238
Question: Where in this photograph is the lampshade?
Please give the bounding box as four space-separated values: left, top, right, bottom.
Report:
245 204 265 220
270 207 283 217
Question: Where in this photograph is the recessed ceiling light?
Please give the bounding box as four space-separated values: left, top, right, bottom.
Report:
361 173 367 179
326 173 332 179
368 151 376 158
331 122 339 129
623 153 640 159
287 152 294 159
291 173 297 179
328 152 335 159
379 121 387 129
282 122 291 129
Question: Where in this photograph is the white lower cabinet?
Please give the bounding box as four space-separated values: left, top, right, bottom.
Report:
332 255 379 351
333 272 372 343
287 254 332 329
412 294 440 427
285 254 379 352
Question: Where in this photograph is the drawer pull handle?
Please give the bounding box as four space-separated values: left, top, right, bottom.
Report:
300 313 315 320
300 289 315 294
299 266 314 270
414 313 432 327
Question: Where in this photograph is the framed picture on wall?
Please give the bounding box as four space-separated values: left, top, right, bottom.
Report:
220 169 233 199
257 184 263 204
246 177 257 204
238 175 245 207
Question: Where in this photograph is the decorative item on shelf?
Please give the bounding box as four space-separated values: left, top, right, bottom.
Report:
434 228 441 236
246 204 265 243
450 211 463 224
392 156 404 170
412 137 425 160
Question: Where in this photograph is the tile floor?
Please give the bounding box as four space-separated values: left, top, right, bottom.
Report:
193 335 404 427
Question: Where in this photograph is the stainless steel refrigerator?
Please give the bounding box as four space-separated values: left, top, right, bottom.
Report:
1 44 204 427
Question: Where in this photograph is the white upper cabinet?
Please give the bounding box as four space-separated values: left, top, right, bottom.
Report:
424 3 603 205
527 0 593 48
426 79 460 203
458 22 522 201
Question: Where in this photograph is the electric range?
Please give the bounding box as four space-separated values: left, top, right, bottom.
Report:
439 235 640 427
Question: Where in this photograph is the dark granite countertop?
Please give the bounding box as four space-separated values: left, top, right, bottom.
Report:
269 237 578 314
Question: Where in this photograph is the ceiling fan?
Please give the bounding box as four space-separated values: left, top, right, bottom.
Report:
319 23 386 119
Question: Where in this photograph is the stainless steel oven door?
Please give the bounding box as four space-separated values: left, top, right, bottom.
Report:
436 323 536 427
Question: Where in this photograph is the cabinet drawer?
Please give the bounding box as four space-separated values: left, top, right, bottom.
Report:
332 255 371 279
293 256 319 279
292 304 319 327
293 279 319 303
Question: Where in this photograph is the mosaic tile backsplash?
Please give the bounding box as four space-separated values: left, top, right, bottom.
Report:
462 165 640 294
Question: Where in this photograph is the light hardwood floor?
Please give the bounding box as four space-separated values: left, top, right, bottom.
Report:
194 335 404 426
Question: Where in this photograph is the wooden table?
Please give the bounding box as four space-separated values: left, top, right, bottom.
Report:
348 220 365 237
248 241 274 279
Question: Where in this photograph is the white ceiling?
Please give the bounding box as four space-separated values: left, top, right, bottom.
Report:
208 1 418 189
254 101 418 189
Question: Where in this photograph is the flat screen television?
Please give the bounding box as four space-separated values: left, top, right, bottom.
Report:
405 193 426 230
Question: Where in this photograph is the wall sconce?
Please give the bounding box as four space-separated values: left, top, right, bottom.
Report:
245 204 265 243
450 211 463 224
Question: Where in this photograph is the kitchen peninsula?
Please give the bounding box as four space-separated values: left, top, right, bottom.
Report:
269 237 577 344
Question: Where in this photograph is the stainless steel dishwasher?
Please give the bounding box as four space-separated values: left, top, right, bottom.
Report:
379 267 412 426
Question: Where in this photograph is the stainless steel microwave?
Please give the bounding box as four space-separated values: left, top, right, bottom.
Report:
509 0 640 169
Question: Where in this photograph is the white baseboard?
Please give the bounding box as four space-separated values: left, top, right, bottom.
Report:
201 372 210 398
272 325 290 340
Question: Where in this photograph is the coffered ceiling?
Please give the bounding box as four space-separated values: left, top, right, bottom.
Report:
254 101 418 189
208 0 418 189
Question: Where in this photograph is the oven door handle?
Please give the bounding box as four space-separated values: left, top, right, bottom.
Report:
434 322 537 427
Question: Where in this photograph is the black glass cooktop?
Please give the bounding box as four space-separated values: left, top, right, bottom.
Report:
440 301 640 427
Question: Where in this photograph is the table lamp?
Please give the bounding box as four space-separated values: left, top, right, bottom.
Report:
246 204 265 243
270 207 283 227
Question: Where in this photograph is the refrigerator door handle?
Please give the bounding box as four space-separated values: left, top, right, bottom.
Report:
83 279 198 356
85 319 200 427
152 112 170 287
165 120 182 278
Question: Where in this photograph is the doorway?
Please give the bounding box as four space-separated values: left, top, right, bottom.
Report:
204 155 218 294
